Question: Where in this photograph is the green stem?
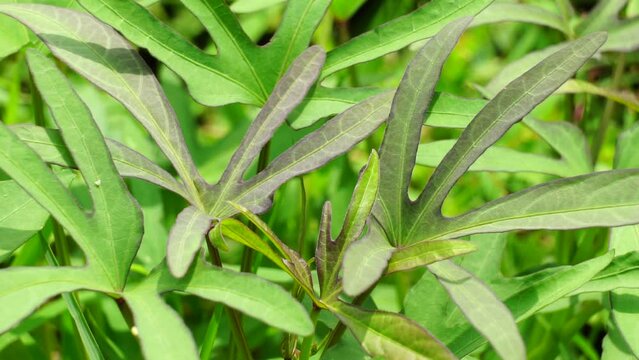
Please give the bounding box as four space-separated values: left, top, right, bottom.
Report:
299 306 321 360
205 234 253 360
200 304 224 360
38 233 104 360
591 54 626 163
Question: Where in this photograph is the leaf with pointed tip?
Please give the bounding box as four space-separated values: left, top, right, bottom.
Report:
11 124 191 200
322 0 491 77
446 252 613 357
25 50 142 289
415 33 607 229
0 4 202 199
342 223 395 297
0 180 50 261
328 301 455 360
431 170 639 240
376 17 471 246
0 267 107 334
166 206 213 278
318 151 380 297
558 79 639 111
472 2 567 33
214 91 393 219
428 260 525 360
387 240 476 274
569 252 639 294
124 290 199 360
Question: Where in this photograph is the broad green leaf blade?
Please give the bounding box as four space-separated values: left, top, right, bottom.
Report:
158 261 314 336
330 0 367 21
218 91 393 218
217 46 325 186
166 206 213 278
472 3 567 33
616 123 639 169
424 92 486 128
267 0 330 77
230 0 285 13
387 240 476 274
0 14 28 58
219 218 285 269
27 49 142 289
437 170 639 239
428 260 525 360
602 325 637 359
322 0 491 77
0 180 49 260
12 124 191 200
448 252 614 357
76 0 260 105
124 291 198 360
417 140 571 176
415 33 607 224
377 17 471 245
0 120 89 261
0 267 106 333
0 4 203 199
329 301 455 360
342 223 395 297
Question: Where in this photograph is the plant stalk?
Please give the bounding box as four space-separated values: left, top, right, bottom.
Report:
296 176 308 257
299 306 321 360
320 287 374 352
200 304 224 360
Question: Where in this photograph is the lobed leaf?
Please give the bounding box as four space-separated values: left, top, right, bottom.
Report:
0 3 203 201
428 260 525 360
415 32 607 230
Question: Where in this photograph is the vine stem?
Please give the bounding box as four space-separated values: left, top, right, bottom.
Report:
318 287 374 354
591 54 626 163
205 234 253 360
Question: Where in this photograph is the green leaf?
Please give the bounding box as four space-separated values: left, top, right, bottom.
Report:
166 206 213 278
330 0 367 20
387 240 476 274
415 33 607 227
230 0 285 14
124 290 198 360
436 170 639 239
558 79 639 112
570 252 639 294
416 140 571 176
0 13 28 58
11 124 191 201
151 260 314 336
0 4 203 201
318 150 380 298
575 0 626 35
342 223 395 297
0 180 49 260
328 301 455 359
26 49 142 289
448 252 614 357
214 91 393 219
322 0 491 77
601 18 639 52
472 2 567 33
376 17 471 245
0 267 106 333
428 260 525 360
